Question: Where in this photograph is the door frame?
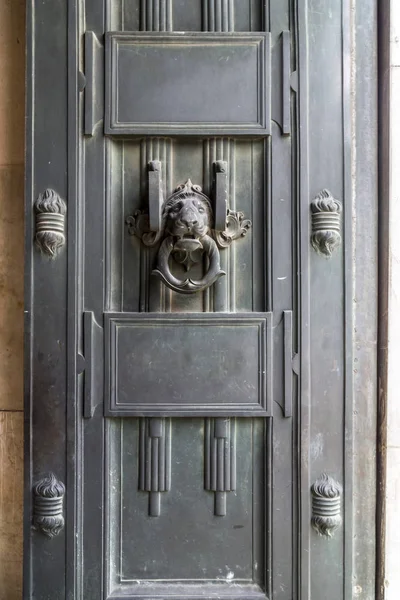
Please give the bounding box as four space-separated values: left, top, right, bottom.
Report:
23 1 380 599
377 0 390 598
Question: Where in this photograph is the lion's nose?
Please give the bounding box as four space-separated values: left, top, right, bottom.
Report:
182 217 198 227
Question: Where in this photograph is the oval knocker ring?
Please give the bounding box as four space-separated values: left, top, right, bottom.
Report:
153 234 225 294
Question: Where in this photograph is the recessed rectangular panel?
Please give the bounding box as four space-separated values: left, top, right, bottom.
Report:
105 312 272 416
105 32 271 136
106 418 267 599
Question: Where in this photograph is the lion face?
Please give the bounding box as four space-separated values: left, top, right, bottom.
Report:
163 193 213 240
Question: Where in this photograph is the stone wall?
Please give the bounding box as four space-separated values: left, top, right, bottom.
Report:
0 1 25 598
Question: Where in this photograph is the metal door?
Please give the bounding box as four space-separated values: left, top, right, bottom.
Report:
25 1 374 599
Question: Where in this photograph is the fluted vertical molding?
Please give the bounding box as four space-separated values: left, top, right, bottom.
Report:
203 0 234 32
139 418 171 516
141 0 172 31
204 418 236 516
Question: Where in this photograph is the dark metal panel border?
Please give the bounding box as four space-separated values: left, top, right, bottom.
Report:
66 0 82 597
342 0 354 598
24 1 70 598
296 1 311 600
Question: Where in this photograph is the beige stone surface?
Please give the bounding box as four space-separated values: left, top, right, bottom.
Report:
0 0 25 597
0 166 24 411
0 0 25 166
0 411 23 600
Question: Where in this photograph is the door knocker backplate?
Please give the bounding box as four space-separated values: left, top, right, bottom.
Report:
126 162 251 294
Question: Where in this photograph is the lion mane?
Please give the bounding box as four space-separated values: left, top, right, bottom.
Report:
160 180 214 239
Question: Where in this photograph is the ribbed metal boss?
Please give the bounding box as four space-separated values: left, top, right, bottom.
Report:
312 495 341 517
34 495 64 517
36 212 65 234
311 211 341 233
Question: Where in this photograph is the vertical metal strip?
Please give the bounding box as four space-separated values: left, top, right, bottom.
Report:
139 140 148 312
158 420 166 491
224 420 231 491
147 0 153 30
343 0 356 596
165 0 172 32
67 0 81 594
283 310 293 417
297 0 312 597
203 140 212 312
145 425 152 491
202 0 209 31
228 0 234 31
204 418 211 489
151 438 159 490
208 0 215 31
266 313 273 415
139 420 146 490
282 31 291 135
84 32 95 136
211 432 218 491
160 0 166 32
215 0 222 32
140 0 146 30
153 0 160 31
229 139 236 311
141 0 172 31
165 419 171 491
230 418 236 490
217 437 225 491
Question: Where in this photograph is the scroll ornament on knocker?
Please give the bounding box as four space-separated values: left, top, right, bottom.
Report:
126 162 252 294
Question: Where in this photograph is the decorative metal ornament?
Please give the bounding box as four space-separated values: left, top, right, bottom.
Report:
204 417 236 517
34 188 67 257
311 473 342 538
139 418 171 517
214 209 252 248
32 473 65 538
310 189 342 257
127 175 252 295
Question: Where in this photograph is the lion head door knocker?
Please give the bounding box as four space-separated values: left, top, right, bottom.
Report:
126 161 252 295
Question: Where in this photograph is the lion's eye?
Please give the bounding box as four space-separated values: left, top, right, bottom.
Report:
197 206 205 213
172 201 183 212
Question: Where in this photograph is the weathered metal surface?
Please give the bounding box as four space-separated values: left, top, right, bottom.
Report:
126 177 251 294
104 312 272 416
24 1 378 599
105 32 271 136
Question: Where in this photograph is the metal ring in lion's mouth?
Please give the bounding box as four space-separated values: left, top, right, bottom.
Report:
152 234 225 294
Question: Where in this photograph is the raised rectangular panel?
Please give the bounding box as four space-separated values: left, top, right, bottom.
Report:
104 312 273 416
105 32 271 135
